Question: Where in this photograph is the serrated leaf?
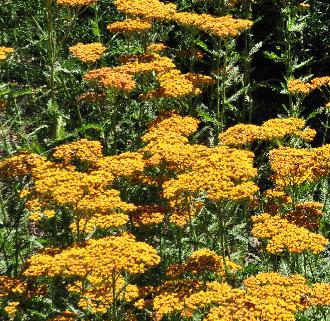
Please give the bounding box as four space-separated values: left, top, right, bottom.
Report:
293 57 313 71
13 88 34 97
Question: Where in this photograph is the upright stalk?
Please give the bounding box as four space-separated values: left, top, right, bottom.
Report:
46 0 61 138
242 2 253 122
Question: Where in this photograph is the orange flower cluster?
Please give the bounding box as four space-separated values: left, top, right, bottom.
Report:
114 0 252 37
251 213 328 254
47 311 77 321
153 279 203 320
163 146 258 202
84 53 176 91
218 117 315 147
146 43 168 53
288 76 330 95
84 67 137 91
139 112 258 212
310 76 330 88
114 0 177 21
263 189 292 213
131 205 165 227
287 201 324 231
142 110 200 145
107 18 152 34
52 139 103 166
84 52 212 98
0 140 146 232
269 145 330 187
0 46 14 60
218 123 262 146
57 0 96 5
166 248 241 279
288 79 314 95
4 301 20 319
0 151 44 178
153 272 330 321
24 233 160 313
0 276 27 299
69 42 106 63
174 12 253 38
141 69 213 99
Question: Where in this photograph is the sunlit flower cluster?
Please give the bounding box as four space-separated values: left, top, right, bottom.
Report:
141 69 207 99
219 117 314 147
153 272 330 321
0 140 144 232
23 234 160 313
107 18 152 34
0 46 14 60
163 146 258 202
288 79 314 95
0 276 27 299
83 67 137 91
47 311 77 321
251 213 328 254
84 53 176 91
269 145 330 187
52 139 103 166
4 301 20 319
166 248 241 279
131 205 165 227
174 12 253 38
146 43 168 53
288 76 330 95
69 42 106 63
114 0 177 21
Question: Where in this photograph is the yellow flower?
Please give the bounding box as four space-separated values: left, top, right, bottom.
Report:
252 213 328 254
0 46 14 60
69 42 106 63
107 18 152 34
4 301 20 319
114 0 177 21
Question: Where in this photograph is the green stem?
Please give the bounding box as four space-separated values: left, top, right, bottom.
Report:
243 3 253 122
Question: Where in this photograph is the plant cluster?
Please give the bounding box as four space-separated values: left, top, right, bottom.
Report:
0 0 330 321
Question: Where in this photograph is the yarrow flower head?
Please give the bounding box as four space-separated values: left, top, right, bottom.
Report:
114 0 177 21
69 42 106 63
0 46 14 60
107 18 152 34
251 213 328 254
174 12 253 38
218 117 314 147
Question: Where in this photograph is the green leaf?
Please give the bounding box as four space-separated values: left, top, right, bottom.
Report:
195 40 212 54
263 51 284 62
90 19 101 38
